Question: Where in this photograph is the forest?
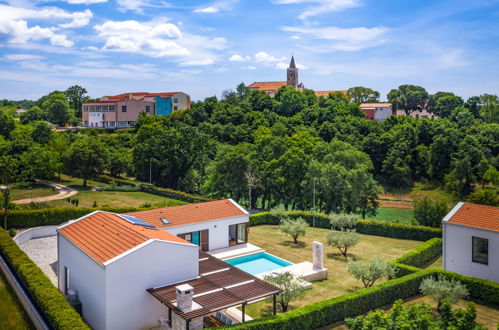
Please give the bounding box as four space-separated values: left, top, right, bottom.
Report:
0 84 498 217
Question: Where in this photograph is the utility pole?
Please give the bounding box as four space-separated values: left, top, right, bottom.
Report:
312 177 316 228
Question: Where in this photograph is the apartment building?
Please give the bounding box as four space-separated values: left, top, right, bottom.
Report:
82 92 190 128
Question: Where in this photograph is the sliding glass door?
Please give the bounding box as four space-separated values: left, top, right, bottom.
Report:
229 223 248 246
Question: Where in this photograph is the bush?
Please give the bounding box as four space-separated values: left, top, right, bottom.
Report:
100 185 140 192
393 238 442 268
467 189 498 206
356 220 442 241
413 197 449 227
8 228 16 237
329 213 357 231
8 207 145 228
0 228 88 329
420 275 468 308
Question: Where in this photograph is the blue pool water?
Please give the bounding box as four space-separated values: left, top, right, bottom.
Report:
225 252 293 275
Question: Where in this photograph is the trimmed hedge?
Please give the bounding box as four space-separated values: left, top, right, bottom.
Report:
391 262 422 278
95 175 212 204
0 228 89 329
225 269 434 330
356 220 441 241
8 207 144 228
436 269 499 305
249 211 442 241
393 238 442 268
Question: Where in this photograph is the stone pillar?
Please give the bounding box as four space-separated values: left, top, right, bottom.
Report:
312 241 324 270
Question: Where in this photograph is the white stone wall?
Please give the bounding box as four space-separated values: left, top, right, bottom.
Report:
443 222 499 282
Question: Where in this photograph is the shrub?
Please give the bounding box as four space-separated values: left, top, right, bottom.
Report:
393 238 442 268
8 228 16 237
467 189 498 206
280 217 309 244
356 220 442 241
420 275 468 309
329 213 357 231
100 185 140 192
326 230 360 259
0 228 88 329
348 257 397 288
413 197 449 227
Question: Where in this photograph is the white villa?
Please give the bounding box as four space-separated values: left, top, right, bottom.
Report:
57 199 280 330
442 202 499 283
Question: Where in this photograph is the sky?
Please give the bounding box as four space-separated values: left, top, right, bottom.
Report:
0 0 498 101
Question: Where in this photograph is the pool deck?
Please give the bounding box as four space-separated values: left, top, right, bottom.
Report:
209 243 264 260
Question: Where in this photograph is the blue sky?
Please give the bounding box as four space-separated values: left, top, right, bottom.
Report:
0 0 498 101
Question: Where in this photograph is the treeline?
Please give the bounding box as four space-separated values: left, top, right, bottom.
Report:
0 84 498 216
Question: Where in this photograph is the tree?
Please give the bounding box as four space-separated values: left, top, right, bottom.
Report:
280 217 309 244
42 92 70 126
345 299 483 330
326 229 360 259
413 197 449 227
347 86 380 104
248 90 274 112
64 137 109 186
0 110 15 138
263 272 305 312
466 189 498 206
0 156 19 230
428 92 463 118
244 168 259 210
420 275 468 309
479 94 499 123
347 257 396 287
20 106 46 124
236 83 249 100
387 85 429 116
107 147 132 178
65 85 88 118
19 145 61 180
31 121 53 144
329 213 357 231
274 86 307 116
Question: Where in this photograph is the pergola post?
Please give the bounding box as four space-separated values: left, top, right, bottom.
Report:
168 308 172 326
242 303 246 323
273 294 277 315
186 319 190 330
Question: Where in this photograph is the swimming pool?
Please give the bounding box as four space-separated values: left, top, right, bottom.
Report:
225 252 293 275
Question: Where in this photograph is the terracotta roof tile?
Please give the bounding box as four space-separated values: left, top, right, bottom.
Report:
314 90 347 97
447 203 499 232
125 199 247 228
359 103 392 108
58 211 190 264
247 81 287 91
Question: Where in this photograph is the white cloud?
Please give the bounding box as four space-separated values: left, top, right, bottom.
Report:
281 25 389 51
254 51 286 63
94 19 226 65
116 0 172 13
291 35 300 39
242 65 256 70
229 54 250 61
276 61 306 69
66 0 107 4
193 0 238 14
272 0 360 20
4 54 44 61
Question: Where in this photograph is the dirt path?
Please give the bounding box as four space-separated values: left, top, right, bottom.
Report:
379 200 414 209
12 180 77 204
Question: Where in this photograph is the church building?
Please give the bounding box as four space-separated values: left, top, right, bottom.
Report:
247 56 345 98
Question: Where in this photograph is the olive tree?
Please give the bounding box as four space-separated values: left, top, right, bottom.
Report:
280 216 309 244
347 257 396 287
329 213 357 231
264 272 305 312
326 229 360 259
420 275 468 309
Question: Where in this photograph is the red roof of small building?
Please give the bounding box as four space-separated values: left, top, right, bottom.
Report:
447 202 499 232
247 81 287 91
314 90 348 97
126 199 247 228
359 103 392 108
58 211 190 265
105 92 180 100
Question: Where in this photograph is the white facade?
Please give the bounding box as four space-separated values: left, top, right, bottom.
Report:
58 234 199 330
374 106 392 121
165 214 249 251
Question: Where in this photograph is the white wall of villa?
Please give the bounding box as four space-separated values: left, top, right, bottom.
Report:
58 234 199 330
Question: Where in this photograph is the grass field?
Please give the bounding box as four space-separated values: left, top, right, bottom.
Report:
243 225 422 318
369 208 415 224
10 183 56 201
0 271 33 330
381 182 456 205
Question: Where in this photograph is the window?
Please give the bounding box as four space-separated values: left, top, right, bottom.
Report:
109 106 115 112
121 105 127 112
64 266 70 295
146 105 150 113
173 98 178 103
229 223 248 246
472 237 488 264
174 106 178 110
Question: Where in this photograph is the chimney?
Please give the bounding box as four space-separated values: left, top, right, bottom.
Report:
176 284 194 312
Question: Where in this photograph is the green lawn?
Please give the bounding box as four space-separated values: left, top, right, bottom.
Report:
244 225 422 318
382 182 456 205
10 183 56 201
370 208 414 224
0 271 33 330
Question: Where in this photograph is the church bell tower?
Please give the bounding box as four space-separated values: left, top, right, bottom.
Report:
287 55 298 89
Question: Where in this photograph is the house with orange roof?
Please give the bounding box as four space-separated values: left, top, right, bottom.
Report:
442 202 499 282
56 199 276 330
82 91 190 128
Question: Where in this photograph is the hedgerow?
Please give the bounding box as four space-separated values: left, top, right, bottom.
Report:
393 238 442 268
0 228 89 329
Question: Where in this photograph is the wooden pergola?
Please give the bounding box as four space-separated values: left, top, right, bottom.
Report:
147 252 281 329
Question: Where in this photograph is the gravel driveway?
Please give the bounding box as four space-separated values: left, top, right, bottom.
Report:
19 236 58 286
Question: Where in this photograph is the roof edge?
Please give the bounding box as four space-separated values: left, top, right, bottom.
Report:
442 202 465 222
228 198 249 215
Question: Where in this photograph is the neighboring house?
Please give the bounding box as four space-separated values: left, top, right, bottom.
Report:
360 103 393 121
314 90 348 98
395 108 436 119
16 108 27 115
442 202 499 282
57 199 278 330
82 92 190 128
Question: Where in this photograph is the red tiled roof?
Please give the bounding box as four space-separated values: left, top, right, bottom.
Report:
126 199 247 228
247 81 287 91
83 100 123 104
447 203 499 232
58 211 190 264
360 103 392 108
105 92 180 100
314 90 348 97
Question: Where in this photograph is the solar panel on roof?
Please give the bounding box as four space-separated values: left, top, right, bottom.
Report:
117 214 155 228
160 218 170 224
